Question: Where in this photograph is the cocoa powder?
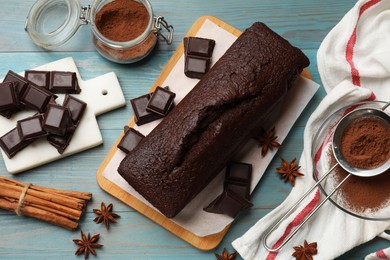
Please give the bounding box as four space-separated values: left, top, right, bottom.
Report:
340 116 390 169
326 116 390 214
330 153 390 213
93 0 157 63
95 0 150 42
93 33 157 63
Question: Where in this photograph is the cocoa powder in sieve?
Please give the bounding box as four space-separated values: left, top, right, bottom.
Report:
95 0 150 42
327 116 390 213
340 116 390 169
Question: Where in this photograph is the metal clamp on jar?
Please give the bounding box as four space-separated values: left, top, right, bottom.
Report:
25 0 174 64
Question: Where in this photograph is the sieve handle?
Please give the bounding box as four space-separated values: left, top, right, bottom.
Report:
263 163 351 252
382 101 390 111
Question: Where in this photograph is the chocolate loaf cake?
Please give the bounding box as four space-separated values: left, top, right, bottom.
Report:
118 22 310 218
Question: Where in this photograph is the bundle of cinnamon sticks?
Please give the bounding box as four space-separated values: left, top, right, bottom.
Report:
0 176 92 230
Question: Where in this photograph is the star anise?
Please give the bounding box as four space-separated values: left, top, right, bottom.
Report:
276 157 304 186
214 248 237 260
73 231 103 259
93 202 120 230
254 127 281 156
292 240 318 260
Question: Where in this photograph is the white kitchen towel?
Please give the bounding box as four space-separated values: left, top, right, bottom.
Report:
233 0 390 259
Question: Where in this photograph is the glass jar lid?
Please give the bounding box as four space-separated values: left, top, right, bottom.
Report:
25 0 87 48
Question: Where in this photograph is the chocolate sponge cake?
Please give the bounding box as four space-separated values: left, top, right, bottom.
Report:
118 22 310 218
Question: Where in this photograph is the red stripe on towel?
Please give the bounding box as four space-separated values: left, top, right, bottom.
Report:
265 2 380 257
345 0 381 86
266 93 375 259
376 249 389 259
266 190 321 260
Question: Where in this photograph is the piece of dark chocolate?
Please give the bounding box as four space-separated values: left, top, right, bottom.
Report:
185 37 216 57
225 161 252 184
203 194 224 214
47 132 73 154
62 94 87 125
204 161 253 217
16 114 46 141
224 180 251 200
183 36 215 79
203 190 253 218
21 83 54 112
49 71 81 94
184 56 211 79
0 109 13 119
43 104 72 136
117 126 144 154
3 70 29 100
2 70 30 117
146 86 176 116
130 94 163 126
25 70 50 89
0 82 18 112
0 127 33 158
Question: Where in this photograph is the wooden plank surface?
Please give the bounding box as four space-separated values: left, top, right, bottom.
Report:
0 0 387 259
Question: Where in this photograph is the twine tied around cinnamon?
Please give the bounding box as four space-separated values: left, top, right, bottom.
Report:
15 183 31 216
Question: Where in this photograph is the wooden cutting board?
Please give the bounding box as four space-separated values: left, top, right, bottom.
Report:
0 57 126 174
96 16 311 250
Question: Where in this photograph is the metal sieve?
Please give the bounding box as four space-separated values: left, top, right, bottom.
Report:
263 101 390 252
332 107 390 177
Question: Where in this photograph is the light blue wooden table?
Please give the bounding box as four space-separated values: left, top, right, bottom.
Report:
0 0 387 259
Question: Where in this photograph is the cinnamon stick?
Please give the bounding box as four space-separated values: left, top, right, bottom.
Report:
0 176 92 230
0 197 78 230
0 176 92 201
0 182 85 210
0 188 82 220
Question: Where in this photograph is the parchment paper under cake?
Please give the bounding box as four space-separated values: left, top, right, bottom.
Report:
103 19 319 236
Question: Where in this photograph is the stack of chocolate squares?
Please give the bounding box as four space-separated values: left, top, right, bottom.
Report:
130 86 176 126
183 36 216 79
204 161 253 218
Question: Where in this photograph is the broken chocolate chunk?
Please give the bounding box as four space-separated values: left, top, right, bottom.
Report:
47 132 73 154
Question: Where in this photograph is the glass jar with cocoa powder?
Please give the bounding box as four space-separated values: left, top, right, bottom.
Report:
25 0 174 63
